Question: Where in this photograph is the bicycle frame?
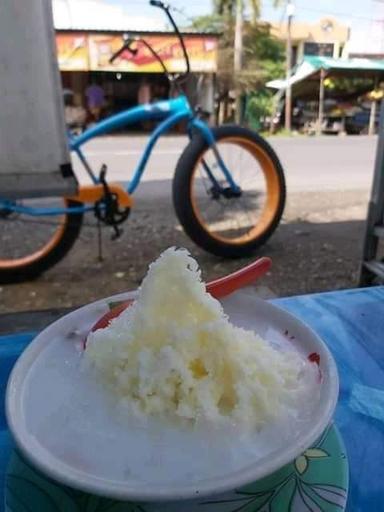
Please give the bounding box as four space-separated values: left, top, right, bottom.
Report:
0 95 239 216
71 95 192 194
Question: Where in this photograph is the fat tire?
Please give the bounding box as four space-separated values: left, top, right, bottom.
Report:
172 125 286 258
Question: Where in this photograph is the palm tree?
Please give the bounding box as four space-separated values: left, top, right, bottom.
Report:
214 0 281 24
214 0 283 122
214 0 257 23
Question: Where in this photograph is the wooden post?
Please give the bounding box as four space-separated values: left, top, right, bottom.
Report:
317 68 325 136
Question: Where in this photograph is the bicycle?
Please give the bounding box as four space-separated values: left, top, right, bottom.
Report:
0 0 286 284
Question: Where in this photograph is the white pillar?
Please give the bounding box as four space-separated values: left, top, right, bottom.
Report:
368 76 379 136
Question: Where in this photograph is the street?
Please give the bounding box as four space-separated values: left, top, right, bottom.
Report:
73 134 376 196
0 135 376 313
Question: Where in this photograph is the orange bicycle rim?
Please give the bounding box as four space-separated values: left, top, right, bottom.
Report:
190 136 282 245
0 202 69 269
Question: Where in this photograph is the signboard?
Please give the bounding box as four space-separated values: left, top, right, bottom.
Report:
55 33 217 73
0 0 76 199
89 34 217 73
56 34 89 71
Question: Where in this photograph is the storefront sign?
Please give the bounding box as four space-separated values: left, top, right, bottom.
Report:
55 33 217 73
56 34 89 71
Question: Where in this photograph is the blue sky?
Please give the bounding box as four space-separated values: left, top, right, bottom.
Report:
262 0 381 25
106 0 383 29
97 0 384 52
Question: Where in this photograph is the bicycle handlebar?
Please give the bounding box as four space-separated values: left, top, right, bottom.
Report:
149 0 166 7
148 0 190 78
109 2 191 87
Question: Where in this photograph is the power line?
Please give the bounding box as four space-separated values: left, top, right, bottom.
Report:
262 0 379 23
78 0 382 25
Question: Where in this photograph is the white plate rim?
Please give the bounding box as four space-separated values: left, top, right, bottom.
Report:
6 293 339 502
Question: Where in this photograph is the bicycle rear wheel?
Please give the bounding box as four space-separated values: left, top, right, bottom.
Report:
173 125 286 258
0 198 83 283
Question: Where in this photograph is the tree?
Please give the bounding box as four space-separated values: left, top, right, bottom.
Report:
213 0 262 121
212 0 283 123
190 1 285 124
190 13 224 33
214 0 281 24
191 15 284 121
214 0 260 23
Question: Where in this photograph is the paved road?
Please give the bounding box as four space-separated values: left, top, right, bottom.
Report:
72 134 377 198
2 135 376 312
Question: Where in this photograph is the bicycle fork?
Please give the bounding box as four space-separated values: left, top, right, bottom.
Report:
189 118 242 198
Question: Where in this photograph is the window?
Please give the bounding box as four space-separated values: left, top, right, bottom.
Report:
304 42 334 57
292 45 298 66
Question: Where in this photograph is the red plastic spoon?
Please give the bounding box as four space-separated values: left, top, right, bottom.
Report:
88 257 272 336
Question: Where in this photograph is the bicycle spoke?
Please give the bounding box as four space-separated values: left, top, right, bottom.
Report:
0 198 84 265
191 138 270 242
198 167 212 196
237 147 245 184
234 198 256 230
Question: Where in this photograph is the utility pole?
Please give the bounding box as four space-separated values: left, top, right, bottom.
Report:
234 0 243 124
285 1 295 132
317 67 325 135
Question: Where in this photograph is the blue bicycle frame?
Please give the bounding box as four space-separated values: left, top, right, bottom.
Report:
0 95 239 216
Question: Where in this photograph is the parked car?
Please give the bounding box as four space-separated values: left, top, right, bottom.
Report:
268 96 380 135
345 107 380 135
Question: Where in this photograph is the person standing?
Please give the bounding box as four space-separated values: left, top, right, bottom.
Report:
138 77 151 130
85 79 105 122
138 77 151 105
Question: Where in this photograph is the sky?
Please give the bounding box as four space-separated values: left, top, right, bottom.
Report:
102 0 384 25
54 0 384 53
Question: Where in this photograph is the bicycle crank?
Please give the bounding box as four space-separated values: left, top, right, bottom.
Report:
94 164 130 240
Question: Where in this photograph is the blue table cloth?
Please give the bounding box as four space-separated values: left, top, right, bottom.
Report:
1 287 384 511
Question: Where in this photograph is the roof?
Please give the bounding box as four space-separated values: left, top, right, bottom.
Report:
52 0 219 36
53 0 164 32
308 56 384 72
56 28 220 37
267 56 384 90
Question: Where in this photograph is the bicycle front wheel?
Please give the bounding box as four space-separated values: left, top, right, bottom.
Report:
173 125 286 258
0 198 83 283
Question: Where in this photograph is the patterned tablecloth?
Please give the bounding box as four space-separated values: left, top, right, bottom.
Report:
1 287 383 511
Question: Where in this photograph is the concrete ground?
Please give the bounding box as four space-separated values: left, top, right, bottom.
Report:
0 135 376 313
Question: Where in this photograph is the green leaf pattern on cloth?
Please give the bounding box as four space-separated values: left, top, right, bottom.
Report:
295 455 308 475
5 425 348 512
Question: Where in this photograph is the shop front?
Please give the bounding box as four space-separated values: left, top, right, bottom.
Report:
56 30 218 131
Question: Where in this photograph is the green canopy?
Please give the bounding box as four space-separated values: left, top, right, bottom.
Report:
266 56 384 135
267 56 384 93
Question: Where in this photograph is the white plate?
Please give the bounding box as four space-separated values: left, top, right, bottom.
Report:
6 291 339 502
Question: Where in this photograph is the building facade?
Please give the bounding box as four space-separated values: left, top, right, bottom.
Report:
271 18 350 67
56 30 219 127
